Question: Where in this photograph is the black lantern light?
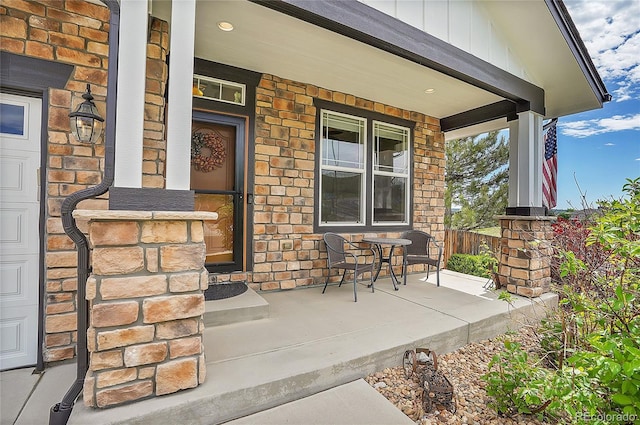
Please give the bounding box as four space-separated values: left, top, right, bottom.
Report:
69 84 104 143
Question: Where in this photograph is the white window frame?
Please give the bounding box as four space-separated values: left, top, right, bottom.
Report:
319 110 367 226
0 99 29 139
318 109 413 228
192 74 246 106
372 121 411 226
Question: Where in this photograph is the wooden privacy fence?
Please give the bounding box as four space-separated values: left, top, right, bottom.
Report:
442 229 501 267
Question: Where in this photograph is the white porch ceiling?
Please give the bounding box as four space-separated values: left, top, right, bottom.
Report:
151 0 603 140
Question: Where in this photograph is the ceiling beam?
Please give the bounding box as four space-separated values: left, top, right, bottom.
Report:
441 100 517 133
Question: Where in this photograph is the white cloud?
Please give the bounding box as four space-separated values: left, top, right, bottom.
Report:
559 114 640 138
604 143 615 146
565 1 640 101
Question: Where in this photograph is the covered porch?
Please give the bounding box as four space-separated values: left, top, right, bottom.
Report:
6 270 556 425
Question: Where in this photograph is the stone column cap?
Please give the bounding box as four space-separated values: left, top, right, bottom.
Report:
73 209 218 221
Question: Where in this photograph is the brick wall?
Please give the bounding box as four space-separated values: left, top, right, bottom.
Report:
142 17 168 189
1 0 446 363
1 1 169 363
249 74 446 291
2 0 110 362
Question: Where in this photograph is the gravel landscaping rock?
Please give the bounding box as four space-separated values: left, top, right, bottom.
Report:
365 326 550 424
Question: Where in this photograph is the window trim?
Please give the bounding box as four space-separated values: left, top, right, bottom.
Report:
313 99 415 233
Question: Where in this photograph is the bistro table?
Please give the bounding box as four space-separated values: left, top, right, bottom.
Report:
362 237 412 291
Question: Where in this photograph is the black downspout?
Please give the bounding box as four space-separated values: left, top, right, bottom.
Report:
49 1 119 424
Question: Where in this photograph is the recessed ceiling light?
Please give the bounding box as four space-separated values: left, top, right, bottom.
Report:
218 21 234 31
424 88 435 94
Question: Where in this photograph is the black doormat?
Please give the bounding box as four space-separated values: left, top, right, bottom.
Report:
204 282 248 301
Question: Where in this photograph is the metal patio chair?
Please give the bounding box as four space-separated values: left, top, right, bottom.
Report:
401 230 443 286
322 233 376 302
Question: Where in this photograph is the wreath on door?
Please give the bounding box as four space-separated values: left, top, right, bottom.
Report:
191 130 226 173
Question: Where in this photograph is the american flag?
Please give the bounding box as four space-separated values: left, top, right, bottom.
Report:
542 119 558 209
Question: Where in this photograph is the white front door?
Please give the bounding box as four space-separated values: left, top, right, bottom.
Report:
0 93 42 370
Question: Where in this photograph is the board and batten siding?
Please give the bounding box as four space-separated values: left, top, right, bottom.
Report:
359 0 534 85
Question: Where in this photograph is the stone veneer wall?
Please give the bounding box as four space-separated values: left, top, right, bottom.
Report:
496 216 555 297
248 74 446 291
141 17 168 189
76 210 213 408
1 2 169 362
2 0 109 363
2 0 446 359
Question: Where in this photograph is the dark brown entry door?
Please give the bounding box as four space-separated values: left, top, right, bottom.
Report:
190 112 245 273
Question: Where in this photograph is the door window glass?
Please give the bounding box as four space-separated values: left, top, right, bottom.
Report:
0 103 25 136
190 122 236 265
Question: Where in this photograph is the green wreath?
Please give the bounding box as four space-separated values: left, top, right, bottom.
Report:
191 131 226 172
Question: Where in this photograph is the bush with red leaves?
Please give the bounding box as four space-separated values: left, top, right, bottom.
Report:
550 215 610 292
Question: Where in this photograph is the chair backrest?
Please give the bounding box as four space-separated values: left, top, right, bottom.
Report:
323 233 347 267
401 230 434 257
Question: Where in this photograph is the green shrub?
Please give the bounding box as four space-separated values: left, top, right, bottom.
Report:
484 338 603 422
483 178 640 424
446 253 494 278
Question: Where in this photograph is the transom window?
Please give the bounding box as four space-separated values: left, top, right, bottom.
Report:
192 74 245 106
317 106 412 230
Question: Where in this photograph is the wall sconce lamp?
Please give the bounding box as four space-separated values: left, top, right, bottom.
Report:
69 84 104 143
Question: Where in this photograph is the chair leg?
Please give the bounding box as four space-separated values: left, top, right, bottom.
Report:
370 271 375 293
426 265 430 280
436 267 440 287
322 272 330 294
338 271 346 287
402 261 407 286
402 251 407 285
353 272 358 302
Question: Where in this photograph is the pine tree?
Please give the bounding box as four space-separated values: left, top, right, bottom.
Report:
445 131 508 230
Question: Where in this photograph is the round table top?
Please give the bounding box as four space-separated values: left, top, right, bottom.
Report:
362 237 412 246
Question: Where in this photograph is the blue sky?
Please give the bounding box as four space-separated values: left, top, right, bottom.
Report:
555 0 640 209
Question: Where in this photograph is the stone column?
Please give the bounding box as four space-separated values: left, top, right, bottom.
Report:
73 210 216 408
496 215 555 297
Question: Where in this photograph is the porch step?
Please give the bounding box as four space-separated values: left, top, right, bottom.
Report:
203 286 269 326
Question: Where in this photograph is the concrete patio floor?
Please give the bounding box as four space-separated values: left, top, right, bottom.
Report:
2 270 557 425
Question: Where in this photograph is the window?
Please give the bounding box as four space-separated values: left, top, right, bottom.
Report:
320 111 366 224
192 74 245 106
373 121 410 224
317 106 412 230
0 102 26 136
